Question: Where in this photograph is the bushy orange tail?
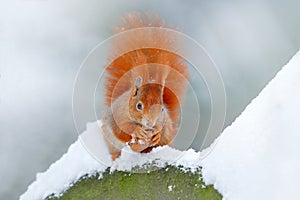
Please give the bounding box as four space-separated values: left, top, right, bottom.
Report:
104 12 189 124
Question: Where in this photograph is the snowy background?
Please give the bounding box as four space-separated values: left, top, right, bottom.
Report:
1 0 300 199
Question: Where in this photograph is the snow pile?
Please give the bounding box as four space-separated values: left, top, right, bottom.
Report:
201 50 300 200
112 145 200 172
20 121 200 200
21 50 300 200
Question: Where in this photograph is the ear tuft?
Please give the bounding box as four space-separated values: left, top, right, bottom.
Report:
135 76 143 88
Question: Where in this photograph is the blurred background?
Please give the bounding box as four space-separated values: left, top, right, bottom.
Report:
0 0 299 199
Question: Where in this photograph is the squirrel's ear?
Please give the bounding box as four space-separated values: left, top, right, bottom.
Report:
134 76 143 89
131 76 142 97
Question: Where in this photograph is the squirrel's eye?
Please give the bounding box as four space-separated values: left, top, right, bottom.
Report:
136 102 143 111
161 107 164 112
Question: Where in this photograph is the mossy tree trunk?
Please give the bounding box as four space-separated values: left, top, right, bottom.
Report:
47 166 221 200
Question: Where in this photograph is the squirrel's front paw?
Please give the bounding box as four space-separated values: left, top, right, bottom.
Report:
132 126 152 141
151 132 161 146
128 138 151 152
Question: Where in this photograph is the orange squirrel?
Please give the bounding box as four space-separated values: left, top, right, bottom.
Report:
101 12 189 160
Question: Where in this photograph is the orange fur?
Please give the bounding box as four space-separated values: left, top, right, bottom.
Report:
101 12 189 160
104 12 189 124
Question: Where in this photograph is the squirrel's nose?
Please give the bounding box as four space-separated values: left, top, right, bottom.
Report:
146 121 155 127
143 117 155 128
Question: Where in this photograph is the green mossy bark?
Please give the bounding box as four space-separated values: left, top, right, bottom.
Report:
47 166 221 200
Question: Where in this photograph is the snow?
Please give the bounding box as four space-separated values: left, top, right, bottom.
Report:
168 185 174 192
20 50 300 200
201 50 300 200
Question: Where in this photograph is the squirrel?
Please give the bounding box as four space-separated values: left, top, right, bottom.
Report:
101 12 189 160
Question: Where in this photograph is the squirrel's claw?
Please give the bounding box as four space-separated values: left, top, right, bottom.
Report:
151 132 161 146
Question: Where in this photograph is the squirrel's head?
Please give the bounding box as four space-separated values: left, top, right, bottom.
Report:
129 76 165 128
